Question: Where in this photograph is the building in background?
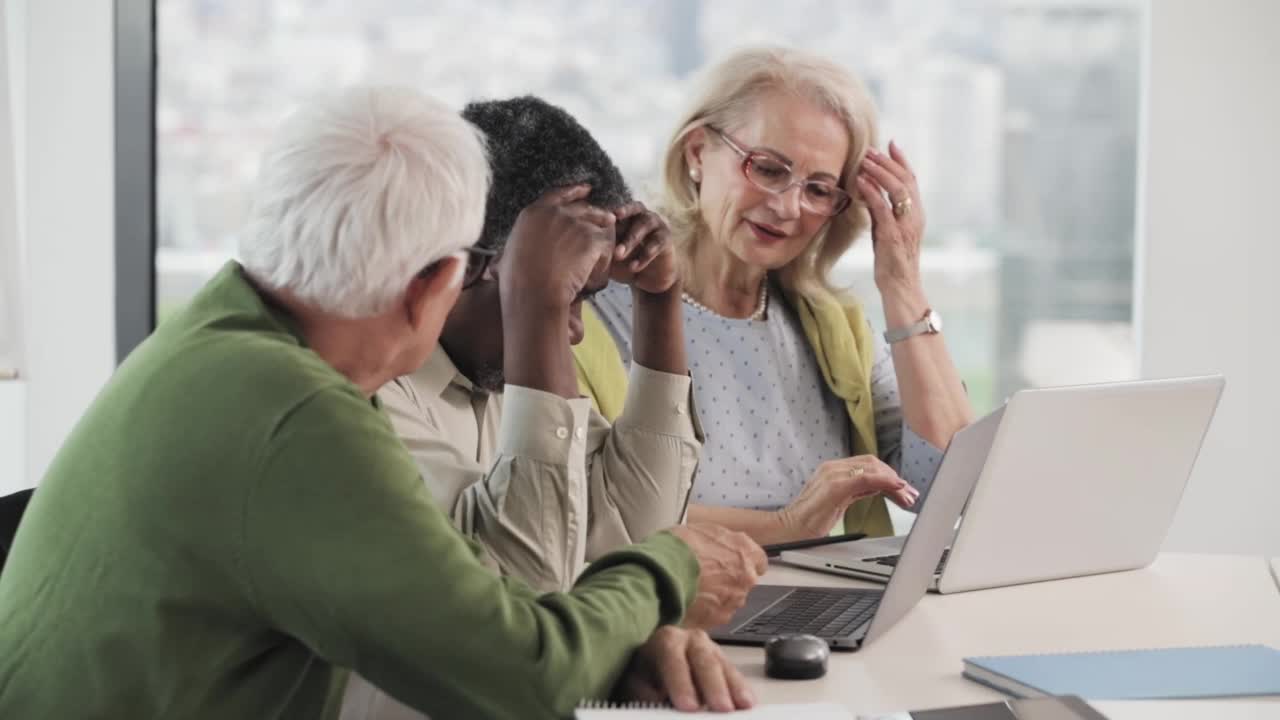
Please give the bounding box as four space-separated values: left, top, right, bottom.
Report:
997 0 1141 398
155 0 1145 416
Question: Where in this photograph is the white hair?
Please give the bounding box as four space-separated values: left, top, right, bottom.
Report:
239 85 490 317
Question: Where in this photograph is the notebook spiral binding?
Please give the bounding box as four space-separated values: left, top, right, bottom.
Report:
577 700 671 709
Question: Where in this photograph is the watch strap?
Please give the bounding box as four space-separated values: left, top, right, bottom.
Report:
884 309 938 344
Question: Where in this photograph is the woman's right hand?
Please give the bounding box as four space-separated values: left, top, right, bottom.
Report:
775 457 919 540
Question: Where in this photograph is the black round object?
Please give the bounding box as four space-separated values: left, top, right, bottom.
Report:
764 634 830 680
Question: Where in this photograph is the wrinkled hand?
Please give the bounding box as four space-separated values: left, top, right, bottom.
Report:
498 184 616 311
609 201 679 295
855 141 927 293
617 626 755 712
776 457 919 541
669 524 767 629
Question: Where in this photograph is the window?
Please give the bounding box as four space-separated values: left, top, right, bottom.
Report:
157 0 1144 414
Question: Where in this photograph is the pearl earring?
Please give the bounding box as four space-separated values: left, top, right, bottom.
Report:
690 168 701 182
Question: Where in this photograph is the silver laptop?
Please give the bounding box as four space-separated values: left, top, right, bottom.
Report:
707 407 1003 650
783 375 1225 594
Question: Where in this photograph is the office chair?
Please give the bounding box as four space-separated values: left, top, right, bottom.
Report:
0 488 33 576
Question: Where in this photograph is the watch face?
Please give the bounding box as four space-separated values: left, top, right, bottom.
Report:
926 310 943 333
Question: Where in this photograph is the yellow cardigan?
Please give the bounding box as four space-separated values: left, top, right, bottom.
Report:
571 289 894 538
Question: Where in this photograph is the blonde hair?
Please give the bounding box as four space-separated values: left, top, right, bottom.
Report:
661 46 879 303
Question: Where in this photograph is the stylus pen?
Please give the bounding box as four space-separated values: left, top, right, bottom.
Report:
762 532 867 557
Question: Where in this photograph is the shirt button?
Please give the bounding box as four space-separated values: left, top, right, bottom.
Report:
676 402 687 415
574 427 585 440
555 427 569 440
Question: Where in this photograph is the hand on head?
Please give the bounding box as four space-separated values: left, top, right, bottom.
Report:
609 201 680 296
497 184 617 313
855 141 928 292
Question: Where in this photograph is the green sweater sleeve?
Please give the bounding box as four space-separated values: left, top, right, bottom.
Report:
242 388 698 719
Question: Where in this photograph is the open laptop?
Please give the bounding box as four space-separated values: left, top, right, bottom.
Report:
708 407 1004 650
782 375 1225 594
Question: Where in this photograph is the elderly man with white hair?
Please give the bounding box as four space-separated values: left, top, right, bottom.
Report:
0 85 761 718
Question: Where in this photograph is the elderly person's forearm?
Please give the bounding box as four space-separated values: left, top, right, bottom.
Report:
881 284 973 448
685 503 797 546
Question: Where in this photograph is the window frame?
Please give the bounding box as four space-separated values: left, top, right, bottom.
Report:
114 0 157 362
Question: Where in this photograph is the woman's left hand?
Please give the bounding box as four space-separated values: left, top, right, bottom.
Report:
855 141 927 293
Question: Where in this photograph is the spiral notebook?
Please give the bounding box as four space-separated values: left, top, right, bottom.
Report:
962 644 1280 700
575 702 851 718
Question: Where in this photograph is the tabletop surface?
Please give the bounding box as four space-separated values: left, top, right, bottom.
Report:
727 553 1280 718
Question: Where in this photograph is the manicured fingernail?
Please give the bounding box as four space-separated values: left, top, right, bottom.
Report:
615 245 627 258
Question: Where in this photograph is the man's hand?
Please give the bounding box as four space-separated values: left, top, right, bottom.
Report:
498 184 616 311
612 200 688 375
610 201 678 296
497 184 616 397
669 524 767 629
616 626 755 712
775 457 919 541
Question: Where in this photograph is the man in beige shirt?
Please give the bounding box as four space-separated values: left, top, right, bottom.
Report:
379 339 699 592
379 96 704 593
342 95 762 720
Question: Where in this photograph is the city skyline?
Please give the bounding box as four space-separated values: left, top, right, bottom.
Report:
155 0 1145 415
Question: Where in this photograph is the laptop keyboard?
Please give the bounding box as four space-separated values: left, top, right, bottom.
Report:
867 548 950 575
738 588 881 639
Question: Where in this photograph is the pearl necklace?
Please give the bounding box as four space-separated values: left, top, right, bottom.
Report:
681 280 769 321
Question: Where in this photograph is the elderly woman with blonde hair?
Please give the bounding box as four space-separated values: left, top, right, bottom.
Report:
575 46 974 543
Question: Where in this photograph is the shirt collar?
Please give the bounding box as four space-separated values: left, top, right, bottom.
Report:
412 345 478 398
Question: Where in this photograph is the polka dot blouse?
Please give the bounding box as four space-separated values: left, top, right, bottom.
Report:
591 282 944 512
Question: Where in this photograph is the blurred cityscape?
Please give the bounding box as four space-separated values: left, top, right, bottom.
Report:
157 0 1145 414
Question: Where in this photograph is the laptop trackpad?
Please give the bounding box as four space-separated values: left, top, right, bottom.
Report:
712 585 794 633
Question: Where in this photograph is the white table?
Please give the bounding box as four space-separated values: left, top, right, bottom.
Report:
728 553 1280 718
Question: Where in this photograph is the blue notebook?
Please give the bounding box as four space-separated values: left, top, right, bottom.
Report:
963 645 1280 700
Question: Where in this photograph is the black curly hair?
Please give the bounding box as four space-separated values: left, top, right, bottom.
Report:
462 95 632 253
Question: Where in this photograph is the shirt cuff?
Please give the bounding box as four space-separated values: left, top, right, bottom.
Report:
498 385 593 465
900 423 945 503
615 364 703 442
576 530 700 626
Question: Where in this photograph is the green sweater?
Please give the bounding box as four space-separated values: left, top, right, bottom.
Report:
0 263 698 719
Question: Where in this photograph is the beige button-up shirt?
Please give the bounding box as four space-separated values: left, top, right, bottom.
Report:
342 351 702 720
377 347 703 592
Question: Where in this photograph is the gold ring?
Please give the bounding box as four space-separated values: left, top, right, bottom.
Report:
851 466 866 478
892 196 913 218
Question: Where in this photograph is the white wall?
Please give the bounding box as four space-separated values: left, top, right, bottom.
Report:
15 0 115 486
0 382 22 495
4 0 22 269
1141 1 1280 556
0 0 20 376
1 0 24 495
